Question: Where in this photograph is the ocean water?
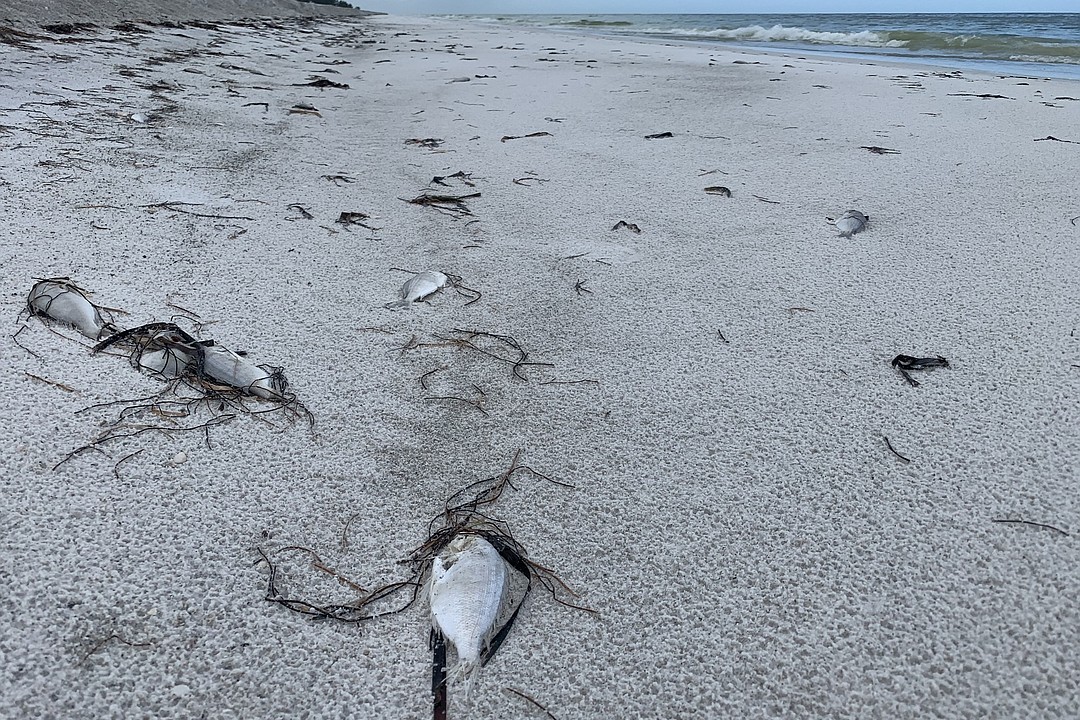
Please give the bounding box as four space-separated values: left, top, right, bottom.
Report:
452 13 1080 80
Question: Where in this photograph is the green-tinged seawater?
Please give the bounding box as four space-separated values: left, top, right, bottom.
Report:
444 13 1080 80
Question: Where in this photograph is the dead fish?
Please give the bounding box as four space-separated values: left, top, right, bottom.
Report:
891 354 949 370
429 533 508 698
27 278 114 340
94 322 196 379
386 271 449 310
704 186 731 197
197 342 288 400
835 210 869 238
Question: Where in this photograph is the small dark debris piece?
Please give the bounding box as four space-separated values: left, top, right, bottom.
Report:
611 220 641 233
336 211 374 229
500 132 552 142
891 354 949 371
704 186 731 197
321 174 355 185
732 60 761 65
948 92 1012 99
286 203 314 220
405 138 444 149
295 76 349 89
1034 135 1080 144
861 146 901 155
289 103 320 116
644 131 674 139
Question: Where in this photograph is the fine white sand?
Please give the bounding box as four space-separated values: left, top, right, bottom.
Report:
2 12 1079 720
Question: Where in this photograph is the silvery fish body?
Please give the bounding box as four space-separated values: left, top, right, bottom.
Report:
198 343 286 400
134 346 193 379
386 271 449 310
429 534 508 696
27 279 110 340
836 210 868 238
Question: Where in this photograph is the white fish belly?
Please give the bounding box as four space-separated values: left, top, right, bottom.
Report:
29 284 105 339
429 535 508 667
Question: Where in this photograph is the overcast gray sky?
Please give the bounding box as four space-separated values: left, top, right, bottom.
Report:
356 1 1077 13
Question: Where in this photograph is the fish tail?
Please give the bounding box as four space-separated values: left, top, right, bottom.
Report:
384 299 412 311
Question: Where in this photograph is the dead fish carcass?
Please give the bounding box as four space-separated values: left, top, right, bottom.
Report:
27 278 115 340
386 271 449 310
429 533 509 698
196 342 289 401
94 322 197 379
835 210 869 238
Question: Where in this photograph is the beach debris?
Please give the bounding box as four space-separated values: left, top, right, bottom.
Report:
753 194 781 204
500 132 552 142
704 186 731 197
406 138 445 149
883 436 911 463
1034 135 1079 145
406 192 480 218
574 279 592 296
448 76 472 83
129 112 149 124
26 278 116 340
732 60 762 64
168 451 188 467
289 103 321 116
431 171 477 188
475 74 496 79
512 176 549 186
336 211 376 230
544 117 565 123
947 92 1012 100
386 271 450 310
294 76 349 89
861 145 900 155
891 354 949 387
611 220 641 233
322 174 355 186
644 131 674 139
834 210 869 238
991 517 1070 537
286 203 314 220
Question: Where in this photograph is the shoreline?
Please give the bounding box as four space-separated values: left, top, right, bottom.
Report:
2 12 1078 720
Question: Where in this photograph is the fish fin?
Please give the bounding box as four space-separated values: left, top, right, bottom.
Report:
432 631 448 720
384 299 412 311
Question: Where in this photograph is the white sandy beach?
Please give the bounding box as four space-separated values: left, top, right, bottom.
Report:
1 9 1079 719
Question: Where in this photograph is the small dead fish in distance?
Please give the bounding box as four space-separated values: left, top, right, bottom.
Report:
644 131 674 139
891 354 949 370
704 186 731 197
429 533 508 701
835 210 869 238
27 278 116 340
386 271 449 310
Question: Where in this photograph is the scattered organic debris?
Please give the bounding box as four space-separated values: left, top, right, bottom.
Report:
891 354 949 387
611 220 641 233
883 436 911 463
289 103 321 116
286 203 314 220
991 517 1070 536
1034 135 1079 144
704 186 731 197
644 131 674 139
505 687 559 720
294 76 349 89
406 192 480 219
861 146 900 155
431 171 476 187
406 138 444 149
716 330 729 343
500 132 552 142
512 176 549 186
336 211 377 230
573 280 592 296
947 92 1012 99
752 195 780 204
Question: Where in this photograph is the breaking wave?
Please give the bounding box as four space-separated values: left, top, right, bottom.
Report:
641 24 904 48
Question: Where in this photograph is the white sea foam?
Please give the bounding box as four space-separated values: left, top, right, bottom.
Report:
636 24 908 48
